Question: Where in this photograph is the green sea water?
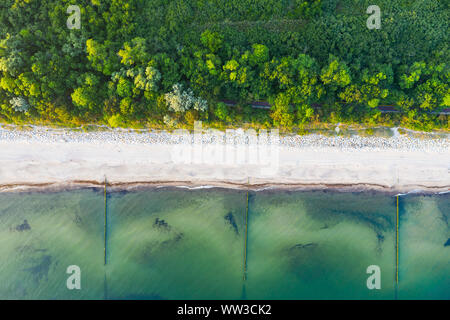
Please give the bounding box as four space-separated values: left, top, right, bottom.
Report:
0 190 104 299
245 191 396 300
398 195 450 299
0 188 448 300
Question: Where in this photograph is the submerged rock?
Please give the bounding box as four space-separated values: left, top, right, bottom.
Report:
160 232 184 248
74 214 83 226
444 238 450 247
224 212 239 234
16 245 47 254
174 232 184 242
291 243 317 250
154 218 170 230
15 219 31 232
23 255 52 284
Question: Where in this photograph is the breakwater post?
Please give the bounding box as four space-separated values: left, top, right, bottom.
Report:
395 195 399 299
104 176 107 266
104 273 108 300
243 182 250 282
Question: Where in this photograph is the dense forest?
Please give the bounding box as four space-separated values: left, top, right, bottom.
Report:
0 0 448 131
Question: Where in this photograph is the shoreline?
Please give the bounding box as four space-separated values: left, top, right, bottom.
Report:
1 124 449 195
0 180 449 195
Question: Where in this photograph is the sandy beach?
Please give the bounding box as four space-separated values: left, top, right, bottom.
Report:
0 124 449 193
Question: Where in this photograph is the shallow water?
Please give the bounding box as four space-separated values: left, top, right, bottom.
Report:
0 188 448 300
0 190 104 299
398 195 450 299
106 188 246 300
246 191 396 300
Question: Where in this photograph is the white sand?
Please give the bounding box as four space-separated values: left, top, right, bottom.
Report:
0 125 449 193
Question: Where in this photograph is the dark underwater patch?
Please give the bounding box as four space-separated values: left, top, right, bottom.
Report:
15 219 31 232
224 212 239 234
23 255 52 284
290 243 318 250
154 218 170 231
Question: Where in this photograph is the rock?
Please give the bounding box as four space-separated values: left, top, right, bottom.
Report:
224 212 239 234
15 219 31 232
291 243 317 250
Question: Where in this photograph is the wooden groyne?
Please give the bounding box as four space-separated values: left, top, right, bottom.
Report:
395 195 400 299
243 189 249 281
396 195 399 285
104 177 108 265
104 273 108 300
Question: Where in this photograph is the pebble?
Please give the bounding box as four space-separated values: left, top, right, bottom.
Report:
0 124 448 153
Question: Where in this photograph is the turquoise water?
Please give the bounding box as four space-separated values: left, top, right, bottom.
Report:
398 195 450 299
0 190 104 299
0 188 448 300
246 191 396 300
106 189 246 300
